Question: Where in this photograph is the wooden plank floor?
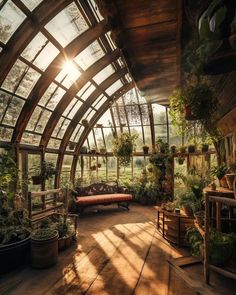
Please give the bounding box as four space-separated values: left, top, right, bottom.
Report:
0 205 205 295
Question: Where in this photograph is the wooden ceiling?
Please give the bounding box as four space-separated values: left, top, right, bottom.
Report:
96 0 182 105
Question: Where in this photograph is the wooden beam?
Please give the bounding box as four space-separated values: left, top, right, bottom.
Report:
40 49 120 146
0 0 73 86
11 21 109 143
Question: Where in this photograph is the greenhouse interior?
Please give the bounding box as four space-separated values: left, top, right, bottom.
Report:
1 0 236 294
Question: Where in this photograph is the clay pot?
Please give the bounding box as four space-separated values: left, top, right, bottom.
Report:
219 175 228 188
225 174 236 190
142 146 149 155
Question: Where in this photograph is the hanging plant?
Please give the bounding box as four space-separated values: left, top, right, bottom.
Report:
112 132 138 166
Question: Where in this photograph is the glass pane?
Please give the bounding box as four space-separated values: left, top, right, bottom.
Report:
73 125 84 142
63 97 77 117
126 105 141 125
2 60 28 93
155 125 168 142
143 126 152 146
169 125 183 146
133 157 145 178
45 153 58 189
97 110 112 127
0 126 13 141
45 2 89 47
0 90 12 122
26 106 41 131
105 80 123 96
21 32 48 61
55 60 81 88
140 104 150 125
80 84 96 101
103 128 115 151
39 84 66 110
93 64 115 85
93 95 106 109
52 118 70 139
20 0 43 11
130 127 143 151
0 1 26 44
2 96 24 126
107 157 117 181
15 68 41 98
152 104 167 124
74 40 105 70
34 42 59 71
61 155 73 180
119 164 132 183
47 138 61 149
21 132 41 145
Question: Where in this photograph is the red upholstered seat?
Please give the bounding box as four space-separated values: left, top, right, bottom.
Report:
75 193 133 206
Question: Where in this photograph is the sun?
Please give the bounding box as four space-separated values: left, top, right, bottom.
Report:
62 60 81 82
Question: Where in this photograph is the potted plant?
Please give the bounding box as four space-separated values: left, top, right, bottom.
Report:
90 146 97 154
56 216 75 251
0 190 30 274
100 146 107 154
112 132 138 166
188 144 196 153
80 146 88 154
176 191 195 216
210 164 228 188
180 146 187 153
31 228 58 268
97 162 102 168
142 144 149 155
156 139 169 154
81 119 89 126
90 165 97 171
31 161 57 185
177 156 185 165
225 160 236 190
69 141 76 150
201 143 209 152
170 145 177 154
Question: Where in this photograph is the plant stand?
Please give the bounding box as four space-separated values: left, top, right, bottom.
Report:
156 206 194 247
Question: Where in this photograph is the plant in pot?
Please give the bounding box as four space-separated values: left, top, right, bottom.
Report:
31 228 58 268
177 156 185 165
80 146 88 154
210 164 228 188
55 216 75 251
176 190 195 216
179 145 187 153
188 144 196 153
225 159 236 190
170 145 177 154
68 141 76 150
142 144 149 155
156 139 169 154
112 132 138 167
0 190 30 274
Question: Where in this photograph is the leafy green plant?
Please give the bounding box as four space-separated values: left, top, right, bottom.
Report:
31 228 58 240
0 190 29 246
0 148 18 198
112 132 138 166
186 227 203 257
210 164 228 180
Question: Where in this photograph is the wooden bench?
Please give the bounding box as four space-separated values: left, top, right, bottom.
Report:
72 182 133 213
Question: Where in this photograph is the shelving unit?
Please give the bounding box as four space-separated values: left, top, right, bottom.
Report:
204 194 236 284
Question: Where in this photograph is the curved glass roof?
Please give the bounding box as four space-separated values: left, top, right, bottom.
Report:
0 0 182 183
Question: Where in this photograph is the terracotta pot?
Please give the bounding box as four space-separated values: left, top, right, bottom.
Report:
219 175 228 188
225 173 236 190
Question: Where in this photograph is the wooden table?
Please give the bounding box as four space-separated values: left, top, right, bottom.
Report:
155 206 194 247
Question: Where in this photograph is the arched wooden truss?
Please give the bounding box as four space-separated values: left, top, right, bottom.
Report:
0 0 179 185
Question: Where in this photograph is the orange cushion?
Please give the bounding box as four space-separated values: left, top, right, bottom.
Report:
75 193 133 205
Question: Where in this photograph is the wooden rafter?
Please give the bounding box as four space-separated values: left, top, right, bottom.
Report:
11 20 109 143
0 0 73 86
67 82 134 183
40 49 120 146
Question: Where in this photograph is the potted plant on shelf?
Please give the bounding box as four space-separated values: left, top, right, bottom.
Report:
188 144 196 153
112 132 138 166
210 164 228 188
80 146 88 154
31 228 58 268
31 161 57 185
100 146 107 154
180 146 187 153
225 159 236 190
170 145 177 154
177 156 185 165
142 144 149 155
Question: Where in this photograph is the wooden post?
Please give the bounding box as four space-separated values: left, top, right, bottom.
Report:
216 201 221 232
204 193 210 284
28 192 32 223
